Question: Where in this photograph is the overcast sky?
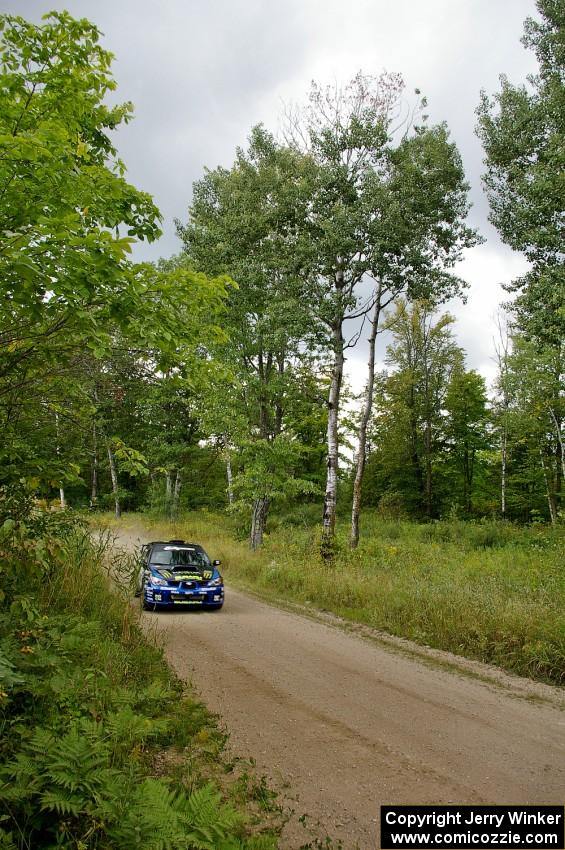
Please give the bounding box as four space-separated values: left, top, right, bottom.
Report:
8 0 539 390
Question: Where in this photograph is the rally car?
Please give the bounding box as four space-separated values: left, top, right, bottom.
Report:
137 540 224 611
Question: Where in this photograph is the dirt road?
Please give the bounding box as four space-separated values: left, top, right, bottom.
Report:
122 530 565 849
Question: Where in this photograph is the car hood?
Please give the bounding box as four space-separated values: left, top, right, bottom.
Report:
150 566 212 581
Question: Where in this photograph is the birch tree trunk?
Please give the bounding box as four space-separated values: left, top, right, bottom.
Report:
424 419 433 518
423 348 433 518
172 470 182 516
501 422 507 519
549 407 565 481
322 301 345 557
165 471 172 515
351 285 382 548
91 424 98 507
250 496 270 550
494 314 510 518
245 344 275 547
107 441 121 520
54 411 66 509
225 449 234 505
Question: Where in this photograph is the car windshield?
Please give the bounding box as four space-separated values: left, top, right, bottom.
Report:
150 547 210 568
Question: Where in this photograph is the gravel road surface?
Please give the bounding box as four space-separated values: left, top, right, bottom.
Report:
121 528 565 849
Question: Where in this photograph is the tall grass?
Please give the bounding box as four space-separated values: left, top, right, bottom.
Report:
109 511 565 685
0 506 280 849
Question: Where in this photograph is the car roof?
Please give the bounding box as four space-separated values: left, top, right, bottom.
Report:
147 540 205 551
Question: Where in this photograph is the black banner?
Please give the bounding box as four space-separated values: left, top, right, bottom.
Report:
381 806 564 849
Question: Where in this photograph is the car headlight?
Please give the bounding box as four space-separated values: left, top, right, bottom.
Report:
208 576 222 586
148 576 167 586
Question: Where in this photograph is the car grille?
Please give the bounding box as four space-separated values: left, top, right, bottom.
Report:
171 592 204 601
167 580 200 588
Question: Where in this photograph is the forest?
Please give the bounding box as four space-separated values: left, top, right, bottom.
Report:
0 3 563 849
0 7 563 545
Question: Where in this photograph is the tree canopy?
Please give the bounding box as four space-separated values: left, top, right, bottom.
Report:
477 0 565 345
0 12 231 487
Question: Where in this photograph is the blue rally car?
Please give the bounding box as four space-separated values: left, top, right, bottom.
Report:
138 540 224 611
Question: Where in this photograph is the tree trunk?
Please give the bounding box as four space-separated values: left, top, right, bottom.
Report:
91 424 98 507
351 285 382 548
250 496 270 550
225 450 234 505
257 344 270 440
463 446 470 515
549 407 565 482
172 470 182 516
424 418 433 517
494 315 510 519
467 448 476 515
322 310 345 557
274 351 285 436
54 411 66 509
501 424 507 519
539 447 556 525
107 442 121 520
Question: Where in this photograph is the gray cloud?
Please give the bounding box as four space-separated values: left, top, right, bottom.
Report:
5 0 539 379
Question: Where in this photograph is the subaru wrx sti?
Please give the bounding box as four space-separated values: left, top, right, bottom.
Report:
137 540 224 611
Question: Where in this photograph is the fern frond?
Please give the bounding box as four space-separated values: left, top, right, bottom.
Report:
39 788 83 817
179 783 243 848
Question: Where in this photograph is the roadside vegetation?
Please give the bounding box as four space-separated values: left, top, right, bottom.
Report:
0 5 563 843
0 489 281 850
107 510 565 687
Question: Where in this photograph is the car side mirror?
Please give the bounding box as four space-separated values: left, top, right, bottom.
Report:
212 559 221 566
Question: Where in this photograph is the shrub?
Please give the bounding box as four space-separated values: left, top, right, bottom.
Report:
0 490 279 849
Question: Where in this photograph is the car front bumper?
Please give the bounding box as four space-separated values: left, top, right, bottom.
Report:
143 585 224 608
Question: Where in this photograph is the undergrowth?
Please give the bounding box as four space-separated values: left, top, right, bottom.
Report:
108 509 565 686
0 486 280 850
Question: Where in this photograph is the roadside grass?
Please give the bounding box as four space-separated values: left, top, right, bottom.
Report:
102 510 565 686
0 508 282 849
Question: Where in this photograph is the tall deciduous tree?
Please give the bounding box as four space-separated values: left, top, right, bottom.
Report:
492 312 513 518
0 13 231 490
348 120 479 545
478 2 563 523
371 301 463 518
285 73 478 551
178 128 320 547
0 13 158 391
477 0 564 345
445 367 489 515
505 334 563 523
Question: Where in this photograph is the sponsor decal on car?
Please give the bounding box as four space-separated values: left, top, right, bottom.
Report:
172 573 202 581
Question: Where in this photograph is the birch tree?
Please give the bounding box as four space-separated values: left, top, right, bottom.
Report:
285 73 478 551
493 313 512 518
348 122 478 545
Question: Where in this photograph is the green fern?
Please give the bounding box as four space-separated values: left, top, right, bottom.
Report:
0 827 17 850
179 783 244 849
104 777 189 849
106 706 170 754
38 787 84 817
